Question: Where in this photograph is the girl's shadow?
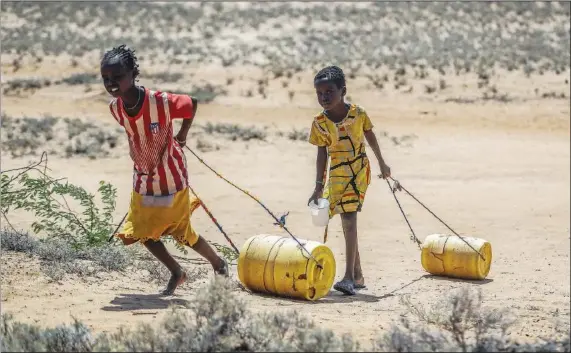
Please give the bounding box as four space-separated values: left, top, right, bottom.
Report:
243 274 493 304
101 293 190 312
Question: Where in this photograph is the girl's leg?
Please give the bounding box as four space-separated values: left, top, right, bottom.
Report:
190 237 228 276
340 218 364 287
333 211 358 295
340 211 358 281
339 210 364 289
143 239 186 295
354 245 365 289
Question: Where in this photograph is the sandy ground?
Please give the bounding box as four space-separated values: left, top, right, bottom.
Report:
1 63 569 344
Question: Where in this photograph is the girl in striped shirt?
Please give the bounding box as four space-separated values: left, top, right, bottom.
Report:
100 45 228 295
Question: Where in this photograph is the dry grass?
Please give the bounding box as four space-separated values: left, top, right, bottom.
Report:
0 230 134 282
0 277 568 352
0 114 122 159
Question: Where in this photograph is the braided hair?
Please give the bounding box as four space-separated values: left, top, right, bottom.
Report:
101 44 140 81
314 65 345 89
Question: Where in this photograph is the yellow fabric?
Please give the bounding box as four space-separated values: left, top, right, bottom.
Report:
118 187 201 247
309 104 373 219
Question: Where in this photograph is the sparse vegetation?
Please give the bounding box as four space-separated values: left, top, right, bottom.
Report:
203 122 267 141
286 128 309 141
1 2 569 102
146 71 184 83
59 73 98 86
0 280 568 352
1 114 58 157
1 114 122 159
2 77 52 95
1 230 133 281
373 287 570 352
173 83 227 104
195 137 219 152
377 131 418 147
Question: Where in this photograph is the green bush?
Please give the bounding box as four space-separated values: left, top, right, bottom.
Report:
1 171 117 249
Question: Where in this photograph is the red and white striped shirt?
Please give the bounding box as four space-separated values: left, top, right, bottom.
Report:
109 88 194 196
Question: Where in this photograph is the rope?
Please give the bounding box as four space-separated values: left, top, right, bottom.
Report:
107 212 128 243
186 183 240 255
385 176 486 261
384 179 422 249
184 145 324 270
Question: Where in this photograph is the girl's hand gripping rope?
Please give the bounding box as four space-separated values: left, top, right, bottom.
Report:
379 161 392 179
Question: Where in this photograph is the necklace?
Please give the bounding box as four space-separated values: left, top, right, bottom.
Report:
123 87 142 111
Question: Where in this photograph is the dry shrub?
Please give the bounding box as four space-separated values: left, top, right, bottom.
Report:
1 280 569 352
1 230 133 282
374 287 570 352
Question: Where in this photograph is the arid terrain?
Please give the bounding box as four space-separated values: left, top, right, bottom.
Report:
1 2 569 350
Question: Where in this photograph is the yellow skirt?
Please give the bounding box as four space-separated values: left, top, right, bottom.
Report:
117 187 201 247
322 156 371 243
325 155 371 216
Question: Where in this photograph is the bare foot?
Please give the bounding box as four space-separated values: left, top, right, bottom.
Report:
161 270 187 296
214 259 229 277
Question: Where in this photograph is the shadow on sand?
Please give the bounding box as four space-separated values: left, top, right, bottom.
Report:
243 273 493 304
101 293 190 312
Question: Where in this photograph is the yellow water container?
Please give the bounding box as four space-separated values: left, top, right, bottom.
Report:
237 234 336 301
421 233 492 280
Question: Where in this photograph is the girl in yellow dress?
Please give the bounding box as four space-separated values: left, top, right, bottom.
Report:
307 66 394 296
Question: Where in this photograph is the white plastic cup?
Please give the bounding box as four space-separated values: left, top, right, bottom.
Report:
309 198 330 227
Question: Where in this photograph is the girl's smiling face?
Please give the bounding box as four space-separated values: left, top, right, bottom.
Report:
100 56 134 98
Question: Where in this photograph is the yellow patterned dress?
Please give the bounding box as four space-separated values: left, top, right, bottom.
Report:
309 104 374 241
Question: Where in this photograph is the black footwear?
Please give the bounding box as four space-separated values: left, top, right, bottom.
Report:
334 279 356 295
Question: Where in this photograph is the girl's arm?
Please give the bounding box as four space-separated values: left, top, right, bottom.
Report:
315 146 328 185
175 97 198 146
364 130 392 179
308 146 328 205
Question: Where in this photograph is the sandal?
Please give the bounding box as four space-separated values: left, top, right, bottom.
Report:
333 279 356 296
354 283 367 290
